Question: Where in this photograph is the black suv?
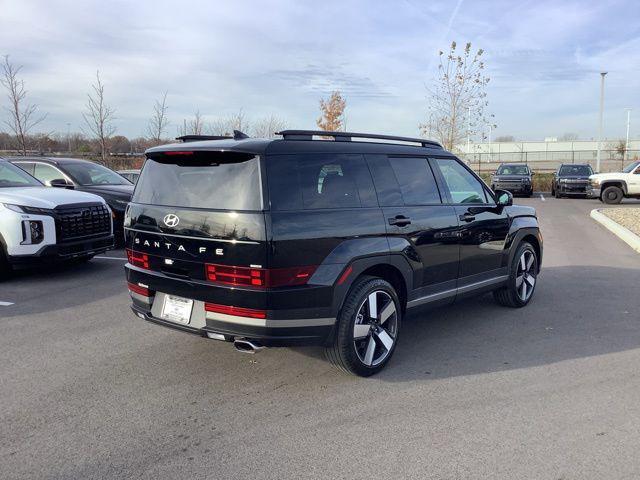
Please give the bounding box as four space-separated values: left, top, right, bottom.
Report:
10 157 134 242
125 130 542 376
551 163 593 198
490 163 533 197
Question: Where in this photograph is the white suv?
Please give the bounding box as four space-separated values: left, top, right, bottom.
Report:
589 160 640 204
0 159 114 278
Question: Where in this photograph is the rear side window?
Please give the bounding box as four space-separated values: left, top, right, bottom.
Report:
434 158 488 204
267 154 377 210
388 157 441 205
133 153 262 210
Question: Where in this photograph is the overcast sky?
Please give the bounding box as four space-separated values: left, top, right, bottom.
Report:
1 0 639 141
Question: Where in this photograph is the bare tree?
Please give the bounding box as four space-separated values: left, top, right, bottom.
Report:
1 55 47 155
209 109 250 136
317 91 346 131
420 42 492 151
251 115 287 138
178 110 204 136
147 92 169 145
82 71 116 162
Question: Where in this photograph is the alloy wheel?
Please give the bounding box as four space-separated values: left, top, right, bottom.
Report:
515 250 537 302
353 290 398 367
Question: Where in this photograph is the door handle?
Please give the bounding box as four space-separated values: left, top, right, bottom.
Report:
459 213 476 222
388 215 411 227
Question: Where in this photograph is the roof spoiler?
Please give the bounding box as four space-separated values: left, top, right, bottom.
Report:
176 130 250 143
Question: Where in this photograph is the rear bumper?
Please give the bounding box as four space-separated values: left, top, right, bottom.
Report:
130 304 334 347
126 264 337 346
8 235 114 267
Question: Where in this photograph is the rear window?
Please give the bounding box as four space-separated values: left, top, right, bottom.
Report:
133 153 262 210
267 154 377 210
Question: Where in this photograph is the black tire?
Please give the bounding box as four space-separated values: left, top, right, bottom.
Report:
601 185 623 204
554 188 561 199
493 242 538 308
325 276 401 377
0 247 11 281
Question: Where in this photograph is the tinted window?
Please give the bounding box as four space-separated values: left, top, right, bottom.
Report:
435 158 488 204
558 165 593 176
34 163 67 185
133 155 262 210
496 165 529 175
0 161 42 187
388 157 441 205
14 162 35 175
267 154 376 210
63 162 131 186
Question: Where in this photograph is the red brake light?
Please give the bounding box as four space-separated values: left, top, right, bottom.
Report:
204 302 266 319
204 264 317 288
164 151 194 156
126 249 149 269
127 282 150 297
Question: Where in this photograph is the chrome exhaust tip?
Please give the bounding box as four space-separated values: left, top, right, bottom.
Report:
233 339 265 354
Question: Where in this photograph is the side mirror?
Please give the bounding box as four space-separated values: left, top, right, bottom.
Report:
494 189 513 206
531 171 536 176
49 178 73 189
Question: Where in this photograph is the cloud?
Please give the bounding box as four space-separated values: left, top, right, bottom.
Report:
0 0 638 140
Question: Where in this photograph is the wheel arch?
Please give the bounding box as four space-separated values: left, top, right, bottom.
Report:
601 180 628 195
331 254 413 318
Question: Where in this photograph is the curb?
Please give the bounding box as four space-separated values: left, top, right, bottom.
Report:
590 209 640 254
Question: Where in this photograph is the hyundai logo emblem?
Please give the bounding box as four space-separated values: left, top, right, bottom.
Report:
163 214 180 228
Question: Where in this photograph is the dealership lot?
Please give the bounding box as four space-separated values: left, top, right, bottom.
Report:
2 197 640 479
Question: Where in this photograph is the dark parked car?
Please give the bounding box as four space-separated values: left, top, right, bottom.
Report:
551 163 593 198
490 164 533 197
10 157 134 243
125 130 543 376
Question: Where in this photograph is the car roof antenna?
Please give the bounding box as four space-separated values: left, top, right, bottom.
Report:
233 130 250 140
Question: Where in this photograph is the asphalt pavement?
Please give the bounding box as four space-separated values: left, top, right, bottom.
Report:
1 196 640 479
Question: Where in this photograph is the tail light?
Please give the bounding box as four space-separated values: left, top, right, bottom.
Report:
204 263 316 288
127 282 150 297
204 302 266 319
126 249 149 269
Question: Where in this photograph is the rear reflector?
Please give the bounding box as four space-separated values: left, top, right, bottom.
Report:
205 263 316 288
204 302 266 319
127 282 150 297
126 249 149 269
337 265 353 285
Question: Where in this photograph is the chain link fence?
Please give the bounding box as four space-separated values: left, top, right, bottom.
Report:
461 149 639 174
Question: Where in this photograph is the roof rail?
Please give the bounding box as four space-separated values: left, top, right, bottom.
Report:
276 130 442 148
176 135 232 143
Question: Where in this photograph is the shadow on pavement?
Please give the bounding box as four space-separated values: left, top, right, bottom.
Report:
375 265 640 382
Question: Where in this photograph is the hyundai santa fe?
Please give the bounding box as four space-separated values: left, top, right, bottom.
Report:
124 130 542 376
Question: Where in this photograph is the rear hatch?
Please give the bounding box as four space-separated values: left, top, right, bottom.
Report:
125 150 267 281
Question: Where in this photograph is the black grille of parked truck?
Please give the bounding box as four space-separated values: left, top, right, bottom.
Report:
124 130 543 376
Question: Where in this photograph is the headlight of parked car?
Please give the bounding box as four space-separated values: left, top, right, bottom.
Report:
3 203 25 213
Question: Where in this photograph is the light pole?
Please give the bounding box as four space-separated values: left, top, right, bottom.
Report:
596 72 607 173
66 123 71 152
625 108 631 163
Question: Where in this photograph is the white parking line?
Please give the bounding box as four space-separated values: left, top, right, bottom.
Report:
95 256 127 261
540 194 546 202
0 301 14 306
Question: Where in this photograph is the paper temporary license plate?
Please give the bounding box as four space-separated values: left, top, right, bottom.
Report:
161 295 193 324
